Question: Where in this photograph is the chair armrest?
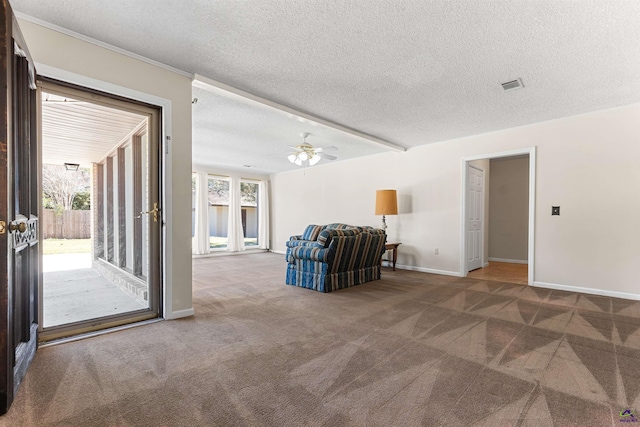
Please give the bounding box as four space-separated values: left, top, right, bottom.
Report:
286 240 321 249
290 246 332 263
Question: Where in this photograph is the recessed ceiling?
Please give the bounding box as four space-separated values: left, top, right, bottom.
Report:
191 84 389 174
14 0 640 171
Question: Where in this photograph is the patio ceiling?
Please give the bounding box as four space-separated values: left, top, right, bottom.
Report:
41 91 147 168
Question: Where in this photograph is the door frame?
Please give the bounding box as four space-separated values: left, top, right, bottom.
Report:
38 78 164 341
34 64 177 319
460 147 536 285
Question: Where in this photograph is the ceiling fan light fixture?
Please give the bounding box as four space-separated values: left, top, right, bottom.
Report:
286 132 337 168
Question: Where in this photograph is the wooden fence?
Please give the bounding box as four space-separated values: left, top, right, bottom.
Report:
42 209 91 239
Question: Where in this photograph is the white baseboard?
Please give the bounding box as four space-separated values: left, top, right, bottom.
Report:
164 307 195 320
488 257 528 265
391 263 462 277
533 281 640 301
238 252 640 301
483 262 490 268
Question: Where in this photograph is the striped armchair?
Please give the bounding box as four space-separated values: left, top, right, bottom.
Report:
285 223 387 292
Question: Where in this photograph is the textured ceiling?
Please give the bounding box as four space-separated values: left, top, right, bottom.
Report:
14 0 640 171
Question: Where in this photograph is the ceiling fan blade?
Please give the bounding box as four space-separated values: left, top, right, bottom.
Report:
315 146 338 153
287 146 302 151
321 153 338 161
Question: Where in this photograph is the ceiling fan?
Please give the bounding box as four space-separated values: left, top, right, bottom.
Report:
287 133 338 166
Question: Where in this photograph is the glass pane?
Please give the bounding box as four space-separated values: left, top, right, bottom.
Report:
208 177 229 249
141 133 149 278
125 145 134 270
241 181 259 247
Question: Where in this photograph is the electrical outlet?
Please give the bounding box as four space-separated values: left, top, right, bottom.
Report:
435 248 439 255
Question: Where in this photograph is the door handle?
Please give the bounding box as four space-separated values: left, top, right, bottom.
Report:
137 202 160 223
10 222 27 233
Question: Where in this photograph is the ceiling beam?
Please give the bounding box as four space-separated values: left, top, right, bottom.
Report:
193 74 406 152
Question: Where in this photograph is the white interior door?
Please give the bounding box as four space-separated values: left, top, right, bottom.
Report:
466 165 484 272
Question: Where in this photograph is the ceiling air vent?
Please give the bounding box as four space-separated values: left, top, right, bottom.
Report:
501 78 524 91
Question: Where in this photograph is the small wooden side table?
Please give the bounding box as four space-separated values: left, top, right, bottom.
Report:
384 243 402 271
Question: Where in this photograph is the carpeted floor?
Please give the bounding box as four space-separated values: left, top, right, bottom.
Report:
2 252 639 426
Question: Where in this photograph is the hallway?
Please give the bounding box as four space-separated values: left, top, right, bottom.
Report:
467 261 528 285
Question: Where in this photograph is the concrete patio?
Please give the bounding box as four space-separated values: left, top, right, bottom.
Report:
43 253 146 327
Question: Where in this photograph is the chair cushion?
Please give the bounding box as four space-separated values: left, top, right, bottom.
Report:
317 228 361 248
302 224 324 241
360 226 385 235
324 223 357 230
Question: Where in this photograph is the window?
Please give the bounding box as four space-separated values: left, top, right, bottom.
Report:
191 173 267 254
208 176 230 249
241 180 259 247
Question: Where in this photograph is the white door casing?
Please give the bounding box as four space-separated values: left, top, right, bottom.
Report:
466 165 484 272
460 147 536 285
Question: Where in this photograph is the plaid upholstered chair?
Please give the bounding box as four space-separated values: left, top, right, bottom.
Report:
285 224 387 292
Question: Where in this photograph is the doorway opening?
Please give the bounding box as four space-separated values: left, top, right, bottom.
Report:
461 147 536 285
39 80 162 341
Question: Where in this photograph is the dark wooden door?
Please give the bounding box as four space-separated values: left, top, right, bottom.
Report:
0 0 39 415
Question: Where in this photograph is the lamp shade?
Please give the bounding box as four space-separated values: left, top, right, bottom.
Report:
375 189 398 215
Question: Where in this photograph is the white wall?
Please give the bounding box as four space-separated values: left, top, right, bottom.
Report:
19 19 194 316
271 103 640 298
489 156 529 262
